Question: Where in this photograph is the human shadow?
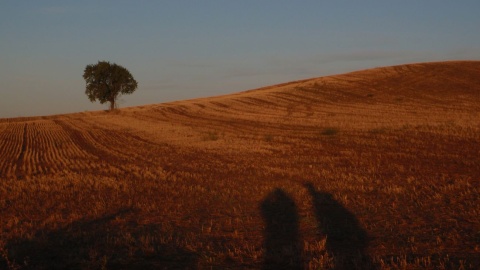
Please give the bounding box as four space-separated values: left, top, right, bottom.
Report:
5 208 197 269
261 188 303 270
304 182 375 270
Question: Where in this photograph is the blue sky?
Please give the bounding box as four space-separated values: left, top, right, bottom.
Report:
1 1 480 118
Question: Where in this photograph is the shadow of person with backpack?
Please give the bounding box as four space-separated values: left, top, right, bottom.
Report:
305 182 375 270
261 188 303 270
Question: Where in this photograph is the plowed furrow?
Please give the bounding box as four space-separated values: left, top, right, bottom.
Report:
0 123 24 177
53 119 126 164
8 121 88 178
14 123 28 178
55 117 162 171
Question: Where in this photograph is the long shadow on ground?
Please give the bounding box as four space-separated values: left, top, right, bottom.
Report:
261 188 303 270
304 182 375 270
5 208 197 269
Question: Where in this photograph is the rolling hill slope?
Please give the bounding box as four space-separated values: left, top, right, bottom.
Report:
1 61 479 269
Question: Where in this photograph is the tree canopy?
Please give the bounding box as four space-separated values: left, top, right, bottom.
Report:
83 61 138 110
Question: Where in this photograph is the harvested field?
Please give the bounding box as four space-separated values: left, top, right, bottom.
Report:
1 61 479 269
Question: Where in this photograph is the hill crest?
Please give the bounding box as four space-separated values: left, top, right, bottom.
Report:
2 60 479 122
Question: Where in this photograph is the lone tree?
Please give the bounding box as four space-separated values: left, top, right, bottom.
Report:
83 61 138 110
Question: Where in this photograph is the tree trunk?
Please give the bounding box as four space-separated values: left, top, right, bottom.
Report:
109 99 115 111
109 87 117 111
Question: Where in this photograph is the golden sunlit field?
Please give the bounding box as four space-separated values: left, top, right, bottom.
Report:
1 61 479 269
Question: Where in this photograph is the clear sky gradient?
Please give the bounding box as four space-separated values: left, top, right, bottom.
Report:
1 1 480 118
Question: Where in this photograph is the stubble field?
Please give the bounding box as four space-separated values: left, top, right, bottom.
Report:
1 61 479 269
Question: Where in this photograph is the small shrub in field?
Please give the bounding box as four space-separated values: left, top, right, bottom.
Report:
321 127 339 136
369 127 388 134
264 134 274 142
203 131 219 141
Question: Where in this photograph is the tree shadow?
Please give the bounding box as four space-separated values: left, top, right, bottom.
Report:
5 208 197 269
261 188 303 270
304 182 375 270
